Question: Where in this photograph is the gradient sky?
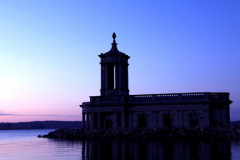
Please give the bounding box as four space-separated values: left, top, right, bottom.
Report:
0 0 239 122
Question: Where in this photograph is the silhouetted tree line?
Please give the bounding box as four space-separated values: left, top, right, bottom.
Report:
0 121 82 130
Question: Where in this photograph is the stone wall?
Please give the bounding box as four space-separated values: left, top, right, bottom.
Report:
81 93 231 130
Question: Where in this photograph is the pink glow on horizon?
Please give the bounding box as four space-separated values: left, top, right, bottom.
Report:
0 115 82 123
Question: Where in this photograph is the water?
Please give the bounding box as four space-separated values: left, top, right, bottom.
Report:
0 129 240 160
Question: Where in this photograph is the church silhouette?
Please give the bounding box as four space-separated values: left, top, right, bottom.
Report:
80 33 232 130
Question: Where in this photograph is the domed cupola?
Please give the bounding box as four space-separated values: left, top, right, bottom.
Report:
99 33 130 96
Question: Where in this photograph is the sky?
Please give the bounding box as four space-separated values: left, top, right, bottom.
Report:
0 0 240 122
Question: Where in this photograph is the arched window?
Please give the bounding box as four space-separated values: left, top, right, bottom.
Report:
105 119 112 128
139 115 146 127
164 115 171 127
190 115 198 126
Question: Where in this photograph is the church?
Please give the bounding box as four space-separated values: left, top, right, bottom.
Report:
80 33 232 129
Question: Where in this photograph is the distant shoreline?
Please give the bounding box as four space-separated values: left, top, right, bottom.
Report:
0 121 82 130
1 120 240 130
0 128 56 130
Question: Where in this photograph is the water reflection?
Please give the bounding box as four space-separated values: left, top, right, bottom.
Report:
0 130 236 159
79 138 231 160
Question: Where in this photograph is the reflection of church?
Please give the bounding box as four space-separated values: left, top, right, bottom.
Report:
80 33 232 129
80 138 231 160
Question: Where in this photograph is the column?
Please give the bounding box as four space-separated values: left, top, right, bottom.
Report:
178 110 183 127
125 63 129 92
115 63 119 90
121 112 125 127
122 63 126 90
97 112 101 129
82 113 85 129
129 111 132 127
119 62 122 94
90 112 94 130
115 112 118 128
227 105 230 125
158 112 163 127
100 62 105 96
152 111 157 127
204 105 210 127
222 105 227 125
86 113 90 129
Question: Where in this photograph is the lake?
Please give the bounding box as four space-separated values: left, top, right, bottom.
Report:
0 129 240 160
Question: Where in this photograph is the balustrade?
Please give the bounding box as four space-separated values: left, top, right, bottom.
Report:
89 92 229 104
156 94 178 101
132 95 152 101
182 93 205 100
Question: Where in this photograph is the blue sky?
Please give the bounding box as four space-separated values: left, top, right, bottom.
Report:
0 0 239 122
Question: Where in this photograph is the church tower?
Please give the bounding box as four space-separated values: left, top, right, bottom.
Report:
99 33 130 96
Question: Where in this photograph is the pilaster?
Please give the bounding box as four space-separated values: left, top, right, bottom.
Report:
128 111 133 127
121 111 125 127
125 63 129 93
178 110 183 127
97 112 101 129
86 113 90 129
115 63 119 90
115 112 118 128
222 105 227 126
119 62 123 95
82 113 85 129
90 112 94 130
152 110 157 127
104 63 108 91
100 62 105 96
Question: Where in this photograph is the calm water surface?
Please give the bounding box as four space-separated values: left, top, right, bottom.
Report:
0 129 240 160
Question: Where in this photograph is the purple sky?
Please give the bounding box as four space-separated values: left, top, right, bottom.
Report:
0 1 239 122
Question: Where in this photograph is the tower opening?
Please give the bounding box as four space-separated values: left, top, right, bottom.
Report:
108 63 114 89
114 65 116 89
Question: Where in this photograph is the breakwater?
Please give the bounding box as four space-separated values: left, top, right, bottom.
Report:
39 125 240 140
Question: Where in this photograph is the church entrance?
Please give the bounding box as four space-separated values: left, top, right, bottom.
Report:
190 115 198 126
164 115 171 127
139 115 146 127
105 119 112 128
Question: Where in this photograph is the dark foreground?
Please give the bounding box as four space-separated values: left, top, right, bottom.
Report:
39 125 240 140
2 129 239 160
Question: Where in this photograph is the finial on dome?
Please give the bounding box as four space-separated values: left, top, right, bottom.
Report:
112 32 116 40
112 32 117 47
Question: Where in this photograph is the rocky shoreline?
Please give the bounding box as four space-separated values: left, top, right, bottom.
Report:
38 125 240 140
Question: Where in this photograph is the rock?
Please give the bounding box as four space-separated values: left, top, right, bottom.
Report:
38 125 240 140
